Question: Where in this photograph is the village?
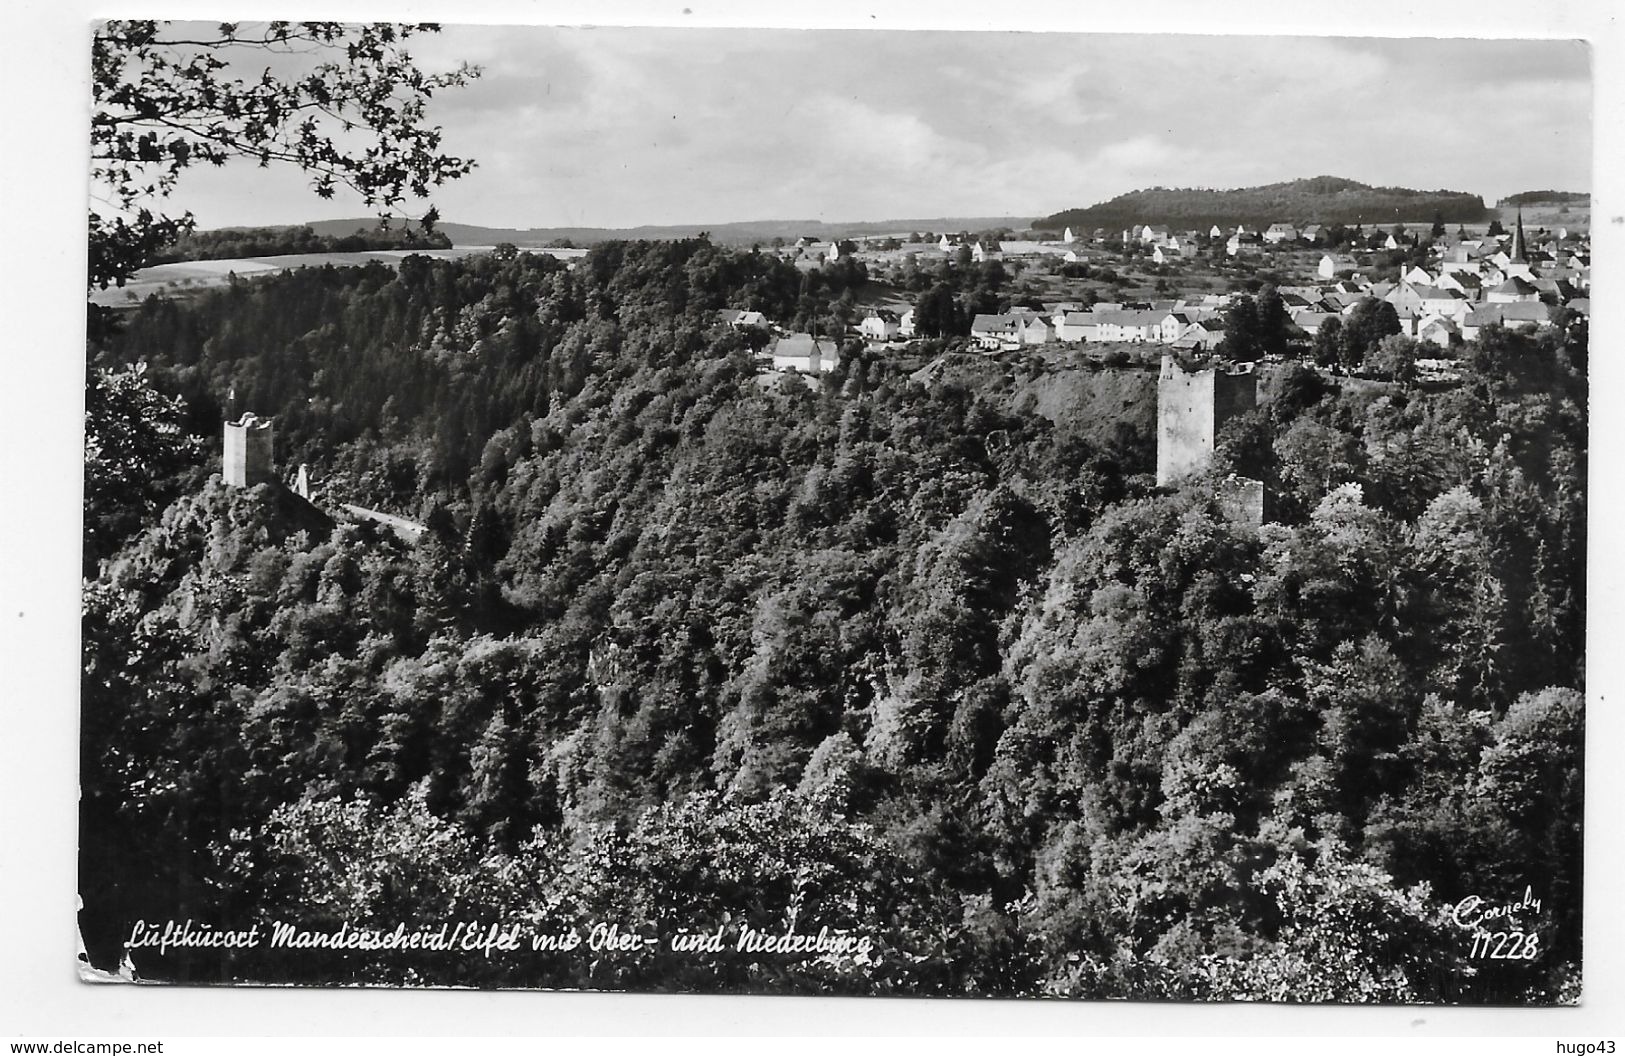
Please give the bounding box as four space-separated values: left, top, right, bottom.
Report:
734 209 1590 386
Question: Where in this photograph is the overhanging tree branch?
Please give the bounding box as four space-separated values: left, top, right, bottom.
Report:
89 20 481 291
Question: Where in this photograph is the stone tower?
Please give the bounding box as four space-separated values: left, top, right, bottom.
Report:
1156 354 1257 487
223 413 275 488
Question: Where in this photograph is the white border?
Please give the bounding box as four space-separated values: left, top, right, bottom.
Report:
3 0 1620 1038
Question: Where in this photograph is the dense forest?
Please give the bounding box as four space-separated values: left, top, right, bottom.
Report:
81 240 1584 1000
149 223 453 265
1497 191 1589 207
1037 177 1489 231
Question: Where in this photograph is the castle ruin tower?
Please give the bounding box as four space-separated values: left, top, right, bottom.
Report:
222 413 275 488
1156 354 1257 487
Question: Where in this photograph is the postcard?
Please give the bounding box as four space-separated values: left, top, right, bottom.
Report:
76 19 1590 1004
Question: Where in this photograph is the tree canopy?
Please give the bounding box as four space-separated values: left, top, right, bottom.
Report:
81 236 1586 1001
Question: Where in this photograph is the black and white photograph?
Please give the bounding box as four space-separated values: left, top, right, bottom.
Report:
11 1 1616 1034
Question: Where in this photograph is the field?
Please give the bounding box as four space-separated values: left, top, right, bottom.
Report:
1497 201 1590 233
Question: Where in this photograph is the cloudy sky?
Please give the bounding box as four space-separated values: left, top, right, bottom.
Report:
126 26 1594 231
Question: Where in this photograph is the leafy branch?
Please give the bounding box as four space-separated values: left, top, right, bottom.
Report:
90 20 481 290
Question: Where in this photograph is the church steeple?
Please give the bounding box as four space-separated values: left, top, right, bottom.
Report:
1511 209 1528 263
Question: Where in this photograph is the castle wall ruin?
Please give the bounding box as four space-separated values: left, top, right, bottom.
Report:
1156 355 1257 487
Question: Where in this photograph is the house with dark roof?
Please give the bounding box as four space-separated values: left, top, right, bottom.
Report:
1387 282 1470 323
1019 316 1055 346
1291 309 1337 337
1434 271 1482 298
1172 316 1226 349
860 309 901 341
1487 276 1540 304
969 309 1048 348
1158 308 1218 343
970 313 1022 350
718 308 770 331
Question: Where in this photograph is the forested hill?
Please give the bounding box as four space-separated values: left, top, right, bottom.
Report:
1036 176 1489 231
1498 190 1589 207
81 239 1585 999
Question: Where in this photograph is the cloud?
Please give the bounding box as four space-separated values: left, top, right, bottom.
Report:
146 26 1593 229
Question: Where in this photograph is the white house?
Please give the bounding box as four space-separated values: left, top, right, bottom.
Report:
1019 316 1054 346
1158 308 1217 343
1172 317 1226 350
1056 310 1097 342
1263 223 1298 244
1417 316 1459 349
1386 282 1470 324
1417 287 1471 323
1319 253 1359 280
1092 308 1163 343
898 308 916 338
970 313 1023 350
768 333 836 373
859 309 901 341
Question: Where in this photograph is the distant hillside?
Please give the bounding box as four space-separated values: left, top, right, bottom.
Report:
1036 176 1489 232
304 216 1033 248
1498 190 1589 207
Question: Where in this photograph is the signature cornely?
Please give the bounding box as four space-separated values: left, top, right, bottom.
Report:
1452 886 1543 930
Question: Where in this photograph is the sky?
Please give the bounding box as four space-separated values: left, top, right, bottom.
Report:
137 25 1594 232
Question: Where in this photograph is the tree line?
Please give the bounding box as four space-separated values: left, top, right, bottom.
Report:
149 223 453 265
1038 176 1489 233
